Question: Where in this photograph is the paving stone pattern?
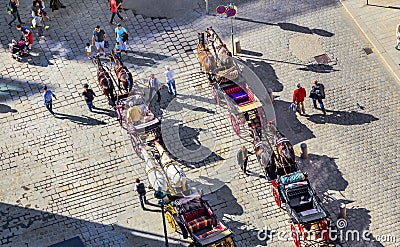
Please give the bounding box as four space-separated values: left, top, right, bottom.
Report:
0 0 399 247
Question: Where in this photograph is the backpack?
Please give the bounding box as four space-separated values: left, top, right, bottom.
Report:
121 32 128 42
137 183 146 194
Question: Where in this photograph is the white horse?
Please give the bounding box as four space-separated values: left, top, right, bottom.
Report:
141 148 168 191
154 142 188 193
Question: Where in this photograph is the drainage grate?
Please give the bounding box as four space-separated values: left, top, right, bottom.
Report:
363 47 373 55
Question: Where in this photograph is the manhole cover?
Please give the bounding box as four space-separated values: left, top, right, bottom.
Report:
363 48 373 55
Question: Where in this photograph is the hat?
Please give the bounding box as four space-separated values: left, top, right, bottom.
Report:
165 65 170 70
83 83 89 88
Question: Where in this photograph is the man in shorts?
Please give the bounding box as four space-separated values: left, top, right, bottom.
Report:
91 25 107 56
16 25 33 49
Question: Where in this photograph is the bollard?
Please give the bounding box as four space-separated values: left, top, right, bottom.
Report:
234 38 241 54
338 203 347 219
300 143 308 159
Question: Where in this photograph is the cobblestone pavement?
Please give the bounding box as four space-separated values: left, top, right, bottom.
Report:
0 0 399 247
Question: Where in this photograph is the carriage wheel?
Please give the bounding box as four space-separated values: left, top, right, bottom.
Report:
212 85 219 105
272 187 281 207
291 224 301 247
130 134 144 160
230 113 240 136
166 211 177 232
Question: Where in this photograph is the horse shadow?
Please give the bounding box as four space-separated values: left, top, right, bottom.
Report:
0 104 18 113
160 118 224 169
273 99 316 145
55 113 107 126
198 176 272 245
306 110 379 125
301 154 384 246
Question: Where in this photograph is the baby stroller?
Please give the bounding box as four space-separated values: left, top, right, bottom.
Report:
9 38 29 60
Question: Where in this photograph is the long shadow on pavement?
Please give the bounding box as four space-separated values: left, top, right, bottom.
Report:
301 154 383 246
306 110 379 125
0 104 18 113
55 113 107 126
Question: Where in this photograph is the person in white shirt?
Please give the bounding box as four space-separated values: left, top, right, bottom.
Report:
164 65 176 96
148 73 162 102
85 43 92 59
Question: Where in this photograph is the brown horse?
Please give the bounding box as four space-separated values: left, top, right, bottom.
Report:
254 136 277 181
206 27 234 68
274 131 296 166
94 55 116 105
110 51 133 92
197 32 216 81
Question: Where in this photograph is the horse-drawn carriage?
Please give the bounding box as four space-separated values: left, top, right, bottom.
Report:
271 171 332 247
115 90 161 159
164 193 235 247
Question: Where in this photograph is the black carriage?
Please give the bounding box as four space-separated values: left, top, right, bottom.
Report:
271 171 332 247
164 193 235 247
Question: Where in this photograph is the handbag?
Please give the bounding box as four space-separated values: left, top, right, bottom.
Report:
104 40 109 48
6 6 13 15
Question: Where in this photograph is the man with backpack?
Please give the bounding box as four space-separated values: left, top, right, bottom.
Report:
134 178 147 210
309 80 326 115
82 84 96 112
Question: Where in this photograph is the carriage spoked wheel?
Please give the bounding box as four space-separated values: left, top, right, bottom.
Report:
166 211 177 231
291 224 301 247
230 113 240 136
130 134 144 160
272 187 281 208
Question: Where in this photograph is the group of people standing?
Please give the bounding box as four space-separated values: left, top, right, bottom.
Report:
292 80 326 115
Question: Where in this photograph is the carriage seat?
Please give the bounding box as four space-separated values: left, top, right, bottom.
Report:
230 91 248 101
224 85 243 95
183 207 212 233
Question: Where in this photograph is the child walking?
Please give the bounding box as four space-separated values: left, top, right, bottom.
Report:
85 43 92 59
114 41 122 61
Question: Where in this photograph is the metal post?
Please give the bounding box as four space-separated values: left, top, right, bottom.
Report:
338 203 347 219
231 17 234 55
366 0 369 5
205 0 209 14
160 199 169 247
300 143 308 159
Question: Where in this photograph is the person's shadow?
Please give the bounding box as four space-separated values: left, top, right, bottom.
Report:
0 104 18 114
307 110 379 125
55 113 107 126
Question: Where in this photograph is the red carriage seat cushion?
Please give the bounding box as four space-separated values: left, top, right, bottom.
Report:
224 86 243 95
187 216 213 233
183 207 206 222
197 223 224 239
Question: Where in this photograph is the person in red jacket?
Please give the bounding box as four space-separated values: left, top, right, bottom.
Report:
109 0 125 25
292 83 306 115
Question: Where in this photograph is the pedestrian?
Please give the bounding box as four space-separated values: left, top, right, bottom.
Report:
237 146 252 175
396 24 400 50
43 85 57 115
164 65 176 96
134 178 147 210
92 25 107 56
309 80 326 115
114 23 128 51
82 84 96 112
85 43 92 59
114 41 122 61
8 0 23 27
50 0 65 12
109 0 125 25
292 83 306 115
32 0 50 20
148 74 162 102
32 10 45 38
17 25 34 49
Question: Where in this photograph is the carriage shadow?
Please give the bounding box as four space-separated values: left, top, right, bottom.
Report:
273 99 316 145
301 154 383 246
55 113 107 126
0 104 18 114
244 59 283 93
199 176 271 245
306 110 379 125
